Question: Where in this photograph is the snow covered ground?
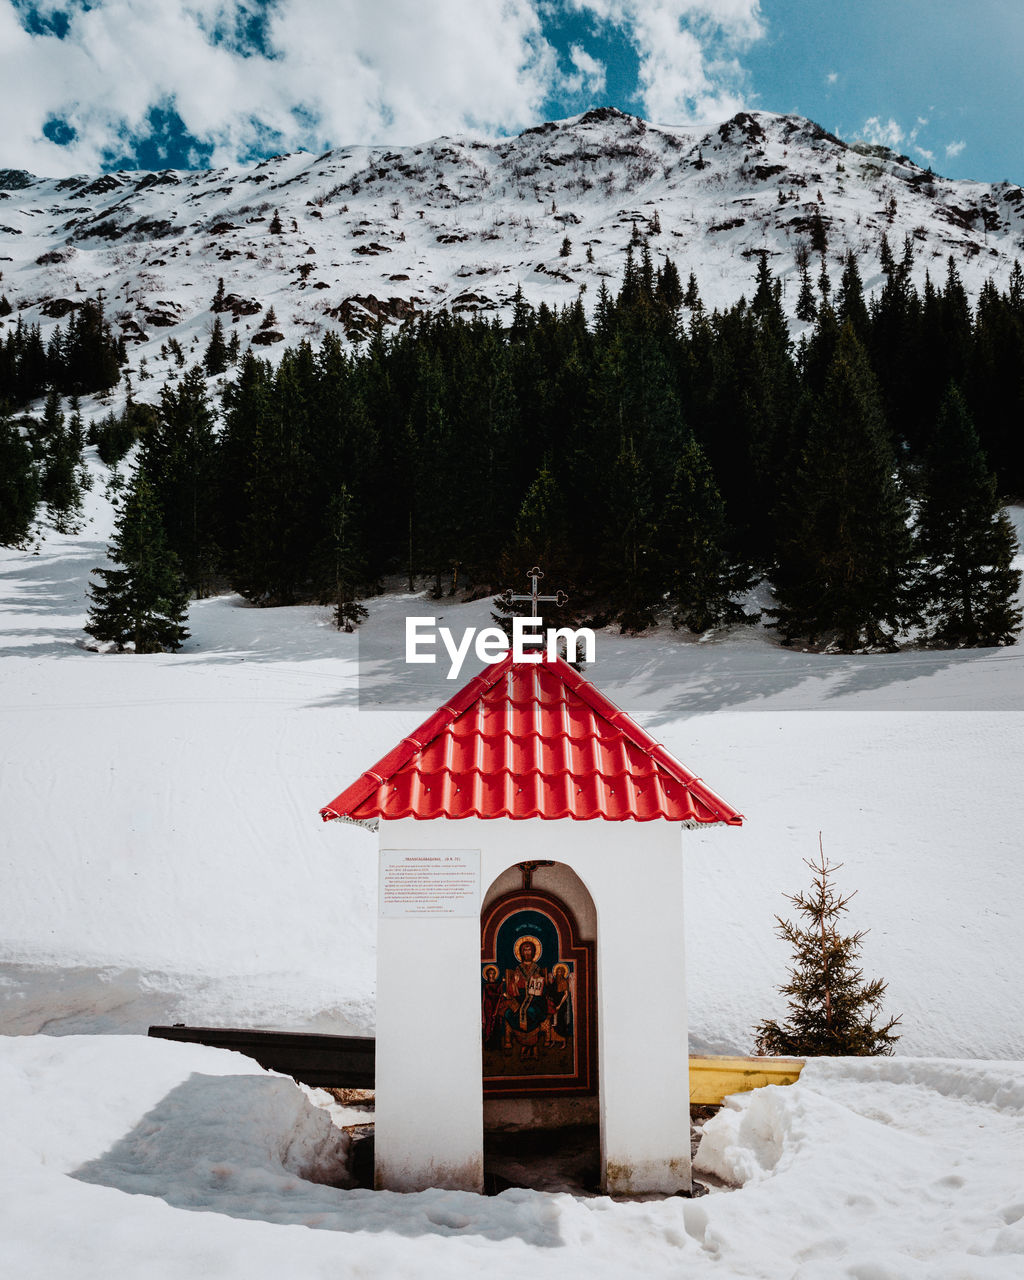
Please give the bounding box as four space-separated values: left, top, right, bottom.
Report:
2 1035 1023 1278
2 461 1024 1275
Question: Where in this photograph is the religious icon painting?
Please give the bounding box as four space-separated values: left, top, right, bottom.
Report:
480 888 596 1096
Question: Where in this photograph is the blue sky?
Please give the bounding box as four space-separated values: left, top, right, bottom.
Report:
1 1 1021 182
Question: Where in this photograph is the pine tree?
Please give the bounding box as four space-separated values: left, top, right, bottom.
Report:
618 243 640 310
695 293 796 566
85 472 190 653
509 285 533 336
771 324 914 649
915 386 1022 646
204 316 228 375
559 235 572 258
323 484 368 631
63 297 121 395
878 232 896 279
970 274 1024 491
752 256 784 333
1009 260 1024 314
660 436 754 632
592 281 614 337
269 209 283 235
68 396 85 454
809 209 828 256
604 434 659 632
868 234 924 454
141 367 220 596
817 260 831 307
39 389 88 534
497 461 571 591
224 344 318 604
639 243 655 298
94 407 138 467
754 837 901 1057
940 256 973 387
0 408 39 545
836 251 869 339
795 261 817 323
655 256 683 314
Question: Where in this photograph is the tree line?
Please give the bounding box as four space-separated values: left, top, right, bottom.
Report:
0 298 122 405
2 235 1022 653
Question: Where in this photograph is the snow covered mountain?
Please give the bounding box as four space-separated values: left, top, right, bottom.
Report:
1 107 1022 371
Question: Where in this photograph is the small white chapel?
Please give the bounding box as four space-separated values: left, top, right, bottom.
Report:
321 647 742 1196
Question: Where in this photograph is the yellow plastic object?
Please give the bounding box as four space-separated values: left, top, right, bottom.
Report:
689 1055 805 1104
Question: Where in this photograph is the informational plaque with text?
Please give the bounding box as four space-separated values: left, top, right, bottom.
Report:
379 849 481 917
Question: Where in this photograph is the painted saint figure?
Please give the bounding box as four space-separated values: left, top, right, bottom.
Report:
502 936 548 1059
547 962 574 1048
481 964 505 1048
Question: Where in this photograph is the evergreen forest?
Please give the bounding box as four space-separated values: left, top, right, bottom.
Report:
2 235 1023 652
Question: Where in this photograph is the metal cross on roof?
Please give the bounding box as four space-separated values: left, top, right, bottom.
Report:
500 566 568 619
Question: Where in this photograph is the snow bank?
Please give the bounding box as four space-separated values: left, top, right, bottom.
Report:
0 1035 350 1185
694 1057 1024 1276
3 1037 1024 1278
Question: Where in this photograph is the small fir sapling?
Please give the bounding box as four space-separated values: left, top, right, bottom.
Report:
754 836 901 1056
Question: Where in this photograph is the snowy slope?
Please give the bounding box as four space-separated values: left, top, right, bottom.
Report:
2 463 1024 1059
1 107 1022 381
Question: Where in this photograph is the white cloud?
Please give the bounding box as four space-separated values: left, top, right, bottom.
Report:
0 0 771 175
826 70 838 85
564 42 607 96
0 0 560 175
568 0 765 123
914 145 934 163
945 139 966 159
859 116 905 150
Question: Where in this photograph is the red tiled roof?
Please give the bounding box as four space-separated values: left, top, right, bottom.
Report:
320 652 742 825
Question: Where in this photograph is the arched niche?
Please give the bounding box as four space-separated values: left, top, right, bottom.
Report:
482 859 597 941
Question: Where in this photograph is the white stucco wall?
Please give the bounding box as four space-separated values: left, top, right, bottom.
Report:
374 816 692 1195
